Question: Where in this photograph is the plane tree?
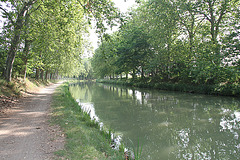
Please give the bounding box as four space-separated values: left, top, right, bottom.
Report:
0 0 120 81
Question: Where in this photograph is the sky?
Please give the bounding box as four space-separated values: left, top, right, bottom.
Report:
113 0 136 13
0 2 9 30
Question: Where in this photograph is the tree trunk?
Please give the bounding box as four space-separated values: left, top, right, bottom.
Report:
125 71 128 79
23 13 31 81
36 68 39 80
141 67 144 79
5 23 22 81
5 48 17 82
55 70 58 79
22 40 30 81
40 69 44 80
132 69 136 80
23 59 28 81
4 1 37 82
45 70 48 80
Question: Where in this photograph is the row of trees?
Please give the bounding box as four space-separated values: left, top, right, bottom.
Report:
92 0 240 85
0 0 120 82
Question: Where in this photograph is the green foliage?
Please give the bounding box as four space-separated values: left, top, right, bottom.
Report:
0 46 7 77
92 0 240 91
97 79 240 97
0 0 121 81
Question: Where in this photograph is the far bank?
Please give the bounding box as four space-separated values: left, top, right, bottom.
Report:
96 79 240 97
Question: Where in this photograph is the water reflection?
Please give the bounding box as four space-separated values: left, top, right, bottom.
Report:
76 99 100 121
69 82 240 160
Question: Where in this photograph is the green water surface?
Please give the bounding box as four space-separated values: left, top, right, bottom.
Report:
69 82 240 160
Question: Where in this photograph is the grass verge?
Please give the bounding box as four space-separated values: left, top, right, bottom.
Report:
0 77 55 97
0 77 57 112
50 83 124 160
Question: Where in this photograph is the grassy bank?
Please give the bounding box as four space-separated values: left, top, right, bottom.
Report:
0 78 56 111
96 79 240 97
50 83 124 159
0 78 54 97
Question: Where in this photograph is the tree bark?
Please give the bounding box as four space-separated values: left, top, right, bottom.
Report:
23 59 28 81
45 70 48 80
40 69 44 80
141 67 144 79
36 68 39 80
22 39 30 80
23 13 31 81
132 68 136 80
5 30 21 82
4 1 37 82
125 71 128 79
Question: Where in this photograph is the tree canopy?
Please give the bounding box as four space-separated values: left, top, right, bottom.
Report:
92 0 240 86
0 0 121 81
1 0 239 86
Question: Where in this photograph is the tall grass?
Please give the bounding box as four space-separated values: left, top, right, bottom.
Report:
126 138 143 160
0 78 21 96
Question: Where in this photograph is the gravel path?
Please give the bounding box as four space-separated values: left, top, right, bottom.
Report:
0 82 64 160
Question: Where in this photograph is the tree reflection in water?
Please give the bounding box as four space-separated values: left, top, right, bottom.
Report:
69 82 240 160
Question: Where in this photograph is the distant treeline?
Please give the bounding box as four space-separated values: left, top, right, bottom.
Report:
97 79 240 97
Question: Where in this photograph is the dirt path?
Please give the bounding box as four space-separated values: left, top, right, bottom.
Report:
0 82 64 160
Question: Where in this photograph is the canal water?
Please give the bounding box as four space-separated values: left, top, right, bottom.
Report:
69 82 240 160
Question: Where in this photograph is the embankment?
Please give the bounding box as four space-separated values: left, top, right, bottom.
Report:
96 79 240 97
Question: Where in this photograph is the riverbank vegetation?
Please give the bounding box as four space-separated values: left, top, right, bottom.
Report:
51 83 125 159
0 77 54 97
97 79 240 97
92 0 240 96
0 77 55 113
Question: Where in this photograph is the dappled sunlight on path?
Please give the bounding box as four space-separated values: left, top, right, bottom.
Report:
0 82 63 160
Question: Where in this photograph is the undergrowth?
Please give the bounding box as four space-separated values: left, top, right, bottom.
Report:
0 77 55 97
0 78 24 97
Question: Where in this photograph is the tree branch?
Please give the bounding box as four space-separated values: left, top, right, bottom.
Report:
0 6 15 25
29 3 42 14
215 1 228 36
76 0 86 10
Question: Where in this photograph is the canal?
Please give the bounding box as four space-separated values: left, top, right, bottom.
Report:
69 82 240 160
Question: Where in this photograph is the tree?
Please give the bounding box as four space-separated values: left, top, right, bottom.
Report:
0 0 120 81
91 38 116 79
142 0 180 80
118 23 152 79
1 0 38 81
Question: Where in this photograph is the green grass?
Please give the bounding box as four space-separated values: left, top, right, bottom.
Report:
0 78 22 97
51 83 124 160
0 77 56 97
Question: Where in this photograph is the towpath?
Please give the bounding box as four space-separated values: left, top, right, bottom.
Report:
0 82 64 160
